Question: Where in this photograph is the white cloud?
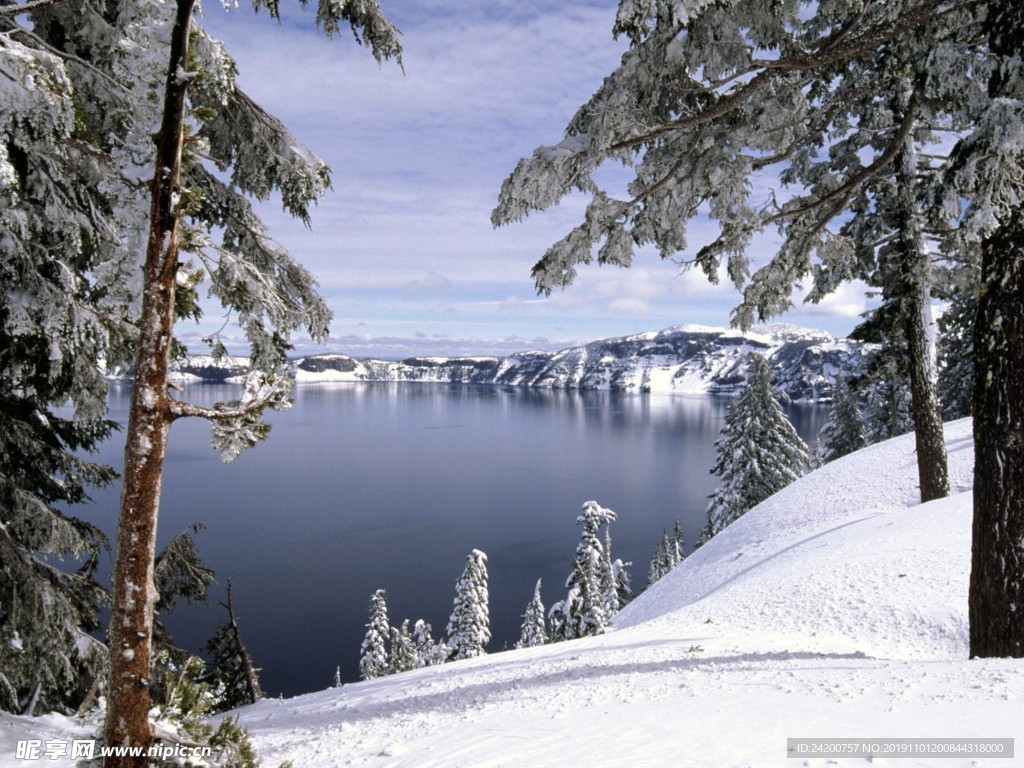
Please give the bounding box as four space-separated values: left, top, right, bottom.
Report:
192 3 862 356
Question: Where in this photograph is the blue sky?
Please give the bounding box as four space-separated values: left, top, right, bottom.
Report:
193 0 872 359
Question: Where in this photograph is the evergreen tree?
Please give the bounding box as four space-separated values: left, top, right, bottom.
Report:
819 376 867 463
389 620 416 675
864 365 915 445
201 580 262 712
937 288 977 420
446 550 491 661
611 557 634 609
647 521 684 586
550 501 618 641
491 0 980 505
517 579 548 649
359 590 390 681
411 620 447 668
331 667 342 689
703 354 811 541
647 531 672 587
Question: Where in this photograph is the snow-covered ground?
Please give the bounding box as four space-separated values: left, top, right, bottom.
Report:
3 418 1022 767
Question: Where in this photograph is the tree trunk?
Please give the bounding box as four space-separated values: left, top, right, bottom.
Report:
969 0 1024 660
892 114 950 503
970 201 1024 658
224 580 262 705
104 0 195 764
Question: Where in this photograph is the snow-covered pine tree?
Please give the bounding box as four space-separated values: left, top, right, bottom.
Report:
389 620 416 675
359 590 390 681
0 0 140 715
818 376 866 463
864 367 915 445
492 0 984 506
937 288 976 420
703 354 811 541
201 580 262 712
332 667 342 688
446 550 491 661
517 579 548 649
94 1 402 761
411 620 447 668
647 531 672 586
552 501 619 641
647 519 685 586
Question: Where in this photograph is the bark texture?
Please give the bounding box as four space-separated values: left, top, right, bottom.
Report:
969 0 1024 659
104 0 195 763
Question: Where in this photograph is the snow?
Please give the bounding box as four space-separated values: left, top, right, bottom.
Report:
4 419 1021 768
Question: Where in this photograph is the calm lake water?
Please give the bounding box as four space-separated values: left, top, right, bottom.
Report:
83 382 828 697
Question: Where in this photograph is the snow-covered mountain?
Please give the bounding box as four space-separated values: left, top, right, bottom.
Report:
9 420 1017 767
177 324 869 401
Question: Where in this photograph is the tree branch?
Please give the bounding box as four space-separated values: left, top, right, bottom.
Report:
0 0 70 17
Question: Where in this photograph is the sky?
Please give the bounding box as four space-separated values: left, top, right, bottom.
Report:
191 0 875 359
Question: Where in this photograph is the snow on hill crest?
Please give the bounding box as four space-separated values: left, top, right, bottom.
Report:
156 322 871 401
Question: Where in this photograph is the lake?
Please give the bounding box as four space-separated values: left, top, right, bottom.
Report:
83 382 828 697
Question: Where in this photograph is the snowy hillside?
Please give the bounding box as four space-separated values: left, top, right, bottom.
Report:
210 418 1019 767
4 420 1020 768
296 323 871 401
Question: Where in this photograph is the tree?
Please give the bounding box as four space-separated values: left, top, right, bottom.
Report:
963 0 1024 658
550 500 618 641
389 620 416 675
411 620 447 668
937 288 976 420
446 549 491 661
703 354 811 541
201 580 262 711
492 0 979 504
516 579 548 649
647 523 684 587
818 375 866 462
99 0 401 762
863 365 915 445
1 0 139 715
359 589 390 681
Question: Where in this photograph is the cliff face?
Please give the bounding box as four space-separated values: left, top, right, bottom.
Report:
287 324 870 402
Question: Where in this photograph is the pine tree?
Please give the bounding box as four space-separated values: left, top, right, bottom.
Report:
389 620 416 675
937 288 976 420
201 580 262 712
819 376 867 463
703 354 811 541
647 521 684 586
331 667 342 688
517 579 548 649
491 0 978 505
647 531 672 587
550 501 618 641
446 550 491 661
92 2 402 762
411 620 447 668
864 364 915 445
359 590 390 681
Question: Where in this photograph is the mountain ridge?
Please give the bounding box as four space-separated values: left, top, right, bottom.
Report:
163 323 873 402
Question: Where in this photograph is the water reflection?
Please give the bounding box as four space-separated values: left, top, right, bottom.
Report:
83 382 828 698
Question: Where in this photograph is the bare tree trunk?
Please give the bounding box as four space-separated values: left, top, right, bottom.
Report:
223 580 263 705
892 114 950 503
104 0 195 764
969 0 1024 660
